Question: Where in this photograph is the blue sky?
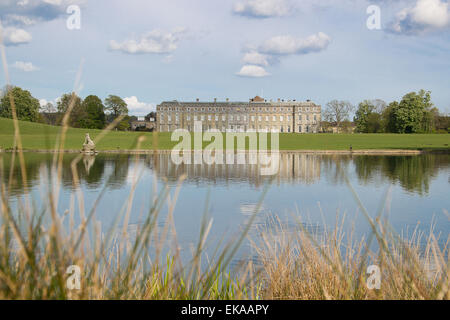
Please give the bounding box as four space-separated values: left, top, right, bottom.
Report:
1 0 449 115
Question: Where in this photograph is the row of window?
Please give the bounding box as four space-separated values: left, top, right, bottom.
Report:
159 125 315 133
158 106 319 113
160 114 319 122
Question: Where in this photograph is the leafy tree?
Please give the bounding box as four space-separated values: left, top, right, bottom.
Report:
354 101 376 133
105 95 128 119
0 86 40 122
79 95 106 129
57 93 85 127
323 100 354 130
382 102 397 133
354 100 386 133
435 114 450 133
116 116 131 131
366 113 382 133
394 90 433 133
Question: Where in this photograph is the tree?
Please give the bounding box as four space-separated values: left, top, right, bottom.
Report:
116 116 131 131
41 102 56 113
366 113 382 133
394 90 433 133
382 102 397 133
435 114 450 133
105 95 128 119
80 95 106 129
0 86 40 122
57 92 85 127
354 101 376 133
39 102 58 125
354 100 386 133
323 100 354 130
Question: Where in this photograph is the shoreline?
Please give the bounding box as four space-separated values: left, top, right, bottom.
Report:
1 149 449 155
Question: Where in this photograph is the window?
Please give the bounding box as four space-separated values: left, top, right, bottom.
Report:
258 116 262 121
299 126 302 133
288 126 291 133
194 115 198 121
251 116 255 122
236 115 240 121
273 116 276 121
201 115 205 121
222 115 226 121
243 116 247 121
314 115 317 121
208 115 212 121
168 116 172 122
187 115 191 121
266 116 269 122
281 126 284 133
280 116 284 122
230 115 234 121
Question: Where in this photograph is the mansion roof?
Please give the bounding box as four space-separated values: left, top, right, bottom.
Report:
159 96 319 108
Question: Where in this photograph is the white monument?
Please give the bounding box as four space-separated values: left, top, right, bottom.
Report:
81 133 97 155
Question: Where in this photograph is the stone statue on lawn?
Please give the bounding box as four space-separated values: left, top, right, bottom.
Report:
81 133 97 154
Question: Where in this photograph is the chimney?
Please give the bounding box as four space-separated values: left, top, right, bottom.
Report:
226 98 229 102
196 98 199 102
214 98 217 103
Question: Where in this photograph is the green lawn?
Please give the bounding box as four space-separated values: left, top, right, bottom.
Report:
0 117 448 151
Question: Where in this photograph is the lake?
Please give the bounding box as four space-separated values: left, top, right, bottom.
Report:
1 152 449 266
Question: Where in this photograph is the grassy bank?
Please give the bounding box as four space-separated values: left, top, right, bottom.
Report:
0 118 449 151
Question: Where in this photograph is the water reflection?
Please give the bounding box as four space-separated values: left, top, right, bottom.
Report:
1 152 448 197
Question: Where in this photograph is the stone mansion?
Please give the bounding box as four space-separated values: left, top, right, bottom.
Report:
156 96 321 133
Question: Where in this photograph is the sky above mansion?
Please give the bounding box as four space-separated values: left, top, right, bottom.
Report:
1 0 449 115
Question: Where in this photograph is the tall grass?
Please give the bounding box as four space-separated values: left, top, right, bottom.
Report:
252 214 449 300
0 30 448 300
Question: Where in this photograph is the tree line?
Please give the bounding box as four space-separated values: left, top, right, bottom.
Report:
1 86 448 134
322 90 449 134
0 86 153 131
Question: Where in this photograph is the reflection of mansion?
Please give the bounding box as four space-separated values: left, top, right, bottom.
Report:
150 153 321 185
157 96 321 133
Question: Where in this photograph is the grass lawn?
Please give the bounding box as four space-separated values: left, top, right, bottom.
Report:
0 117 448 151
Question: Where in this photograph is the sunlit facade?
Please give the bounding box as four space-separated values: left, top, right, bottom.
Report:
156 96 321 133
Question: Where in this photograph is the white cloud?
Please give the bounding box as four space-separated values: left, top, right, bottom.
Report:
13 61 39 71
233 0 290 18
390 0 450 34
39 98 49 107
242 51 270 66
0 0 85 26
1 27 32 46
236 65 270 77
109 28 186 54
259 32 331 55
124 96 156 116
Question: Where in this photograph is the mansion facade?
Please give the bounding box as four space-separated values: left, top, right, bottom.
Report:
156 96 321 133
